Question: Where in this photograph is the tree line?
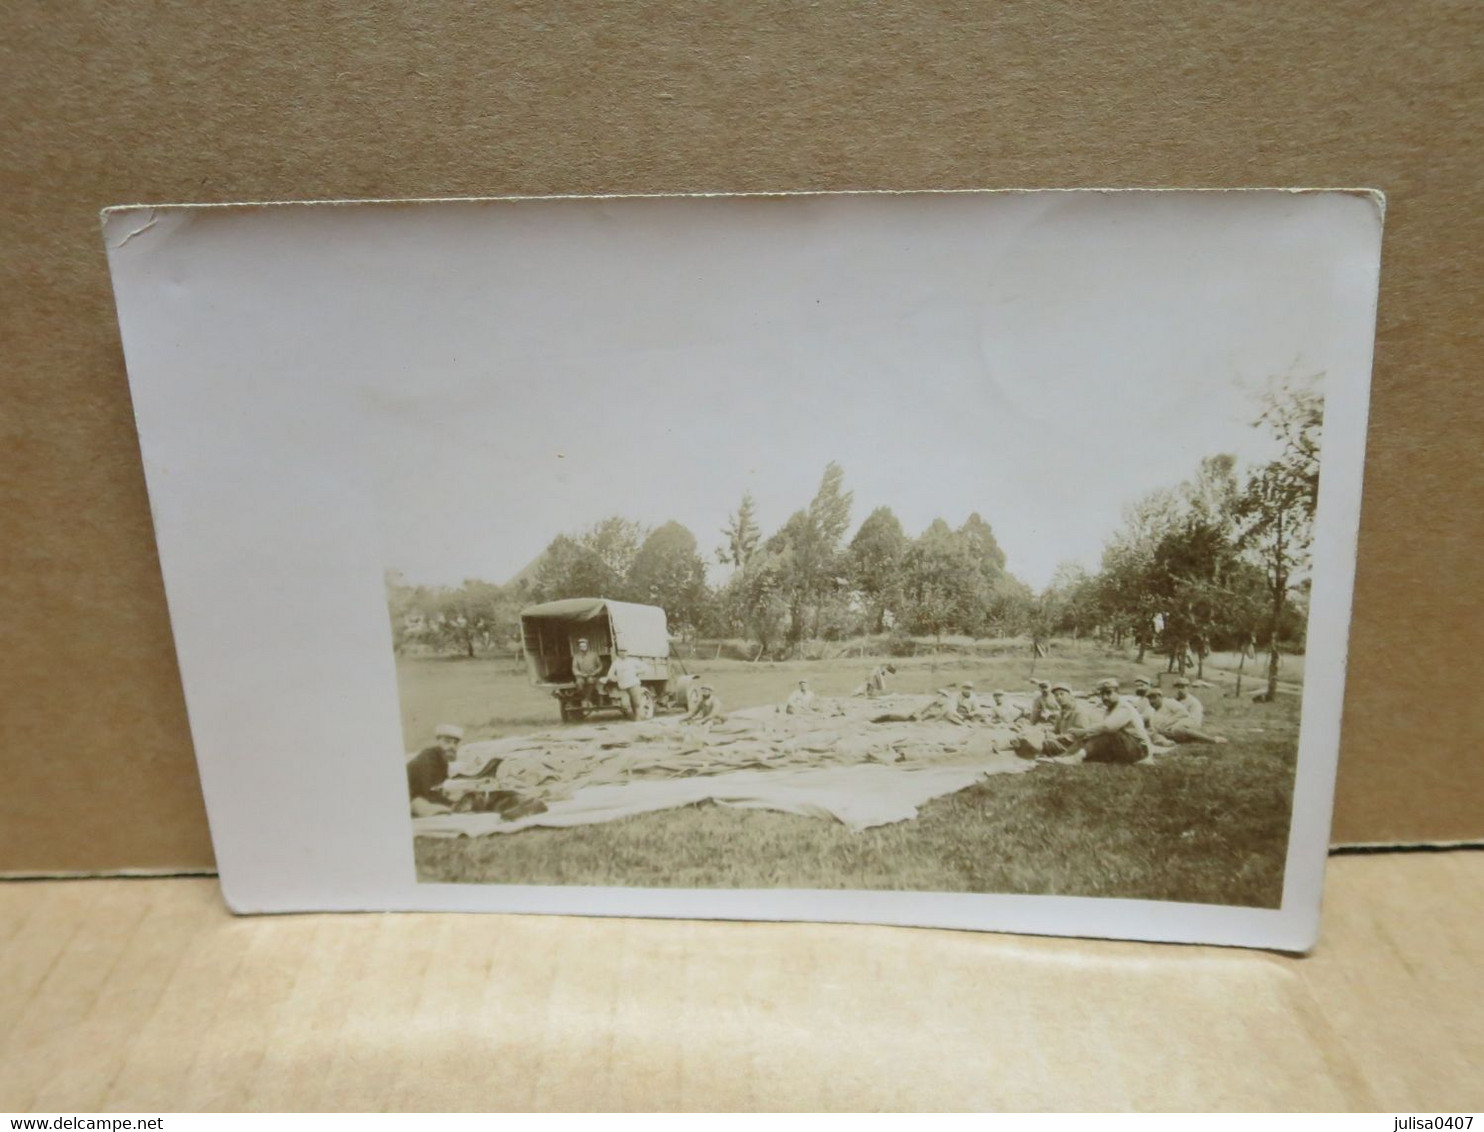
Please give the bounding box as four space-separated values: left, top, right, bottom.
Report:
1035 379 1321 697
387 380 1320 700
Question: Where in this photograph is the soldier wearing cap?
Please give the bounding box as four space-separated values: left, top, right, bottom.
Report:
1131 678 1158 726
602 649 647 719
1157 680 1227 744
1013 681 1085 756
1143 687 1189 743
784 678 817 714
682 683 726 725
1171 677 1205 728
407 723 464 816
1026 679 1059 725
571 637 605 709
950 681 987 724
986 688 1022 725
1050 679 1153 764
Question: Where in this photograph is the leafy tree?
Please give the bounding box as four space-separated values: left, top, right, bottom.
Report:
808 461 854 547
531 534 595 601
586 517 645 594
385 573 518 659
958 512 1008 574
1093 487 1182 658
901 520 983 648
766 463 854 646
849 506 909 633
629 521 709 634
986 572 1036 638
531 517 645 602
1038 562 1098 639
717 490 762 568
1235 380 1323 699
951 513 1013 636
429 579 514 658
1183 453 1240 525
1148 515 1241 676
720 549 790 656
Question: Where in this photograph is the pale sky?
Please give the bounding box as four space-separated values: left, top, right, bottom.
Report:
177 190 1372 591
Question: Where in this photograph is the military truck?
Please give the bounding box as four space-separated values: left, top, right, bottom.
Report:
518 597 692 722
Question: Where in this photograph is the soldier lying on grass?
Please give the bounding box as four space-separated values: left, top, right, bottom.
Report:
1145 686 1228 746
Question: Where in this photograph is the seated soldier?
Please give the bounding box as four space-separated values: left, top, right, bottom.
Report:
1045 679 1153 765
570 636 605 708
986 689 1023 725
1142 687 1187 747
1132 677 1152 711
948 681 987 725
784 678 818 714
1171 677 1204 726
407 723 463 816
1158 680 1228 744
1015 683 1085 756
1133 680 1158 728
1026 679 1059 724
681 683 726 726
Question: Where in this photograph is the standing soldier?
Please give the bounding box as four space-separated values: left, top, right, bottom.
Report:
602 649 647 719
854 663 897 697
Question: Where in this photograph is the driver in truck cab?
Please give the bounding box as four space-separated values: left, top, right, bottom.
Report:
603 649 646 719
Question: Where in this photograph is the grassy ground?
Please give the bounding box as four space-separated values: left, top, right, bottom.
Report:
401 646 1300 907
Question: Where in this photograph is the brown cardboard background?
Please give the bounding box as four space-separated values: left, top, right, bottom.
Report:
1 1 1481 873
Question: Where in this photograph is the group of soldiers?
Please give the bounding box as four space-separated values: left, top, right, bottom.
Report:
1003 674 1228 764
407 653 1232 814
569 636 727 724
800 665 1226 766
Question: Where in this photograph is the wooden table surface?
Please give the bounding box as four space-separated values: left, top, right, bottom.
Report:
2 852 1480 1112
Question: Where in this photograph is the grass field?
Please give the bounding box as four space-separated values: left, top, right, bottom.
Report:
400 646 1300 907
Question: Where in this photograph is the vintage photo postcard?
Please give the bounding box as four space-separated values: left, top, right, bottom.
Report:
103 189 1383 948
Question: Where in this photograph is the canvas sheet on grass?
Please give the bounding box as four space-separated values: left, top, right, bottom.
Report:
415 759 1033 838
102 189 1383 949
416 696 1039 834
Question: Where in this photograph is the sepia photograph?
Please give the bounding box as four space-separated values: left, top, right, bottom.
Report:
103 188 1381 942
373 190 1367 910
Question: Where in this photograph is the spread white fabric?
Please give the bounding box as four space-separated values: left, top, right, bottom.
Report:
414 694 1043 837
414 754 1034 836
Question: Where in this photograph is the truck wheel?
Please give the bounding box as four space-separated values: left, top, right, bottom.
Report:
636 688 656 720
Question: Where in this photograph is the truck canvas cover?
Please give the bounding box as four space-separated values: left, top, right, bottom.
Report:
519 598 671 658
